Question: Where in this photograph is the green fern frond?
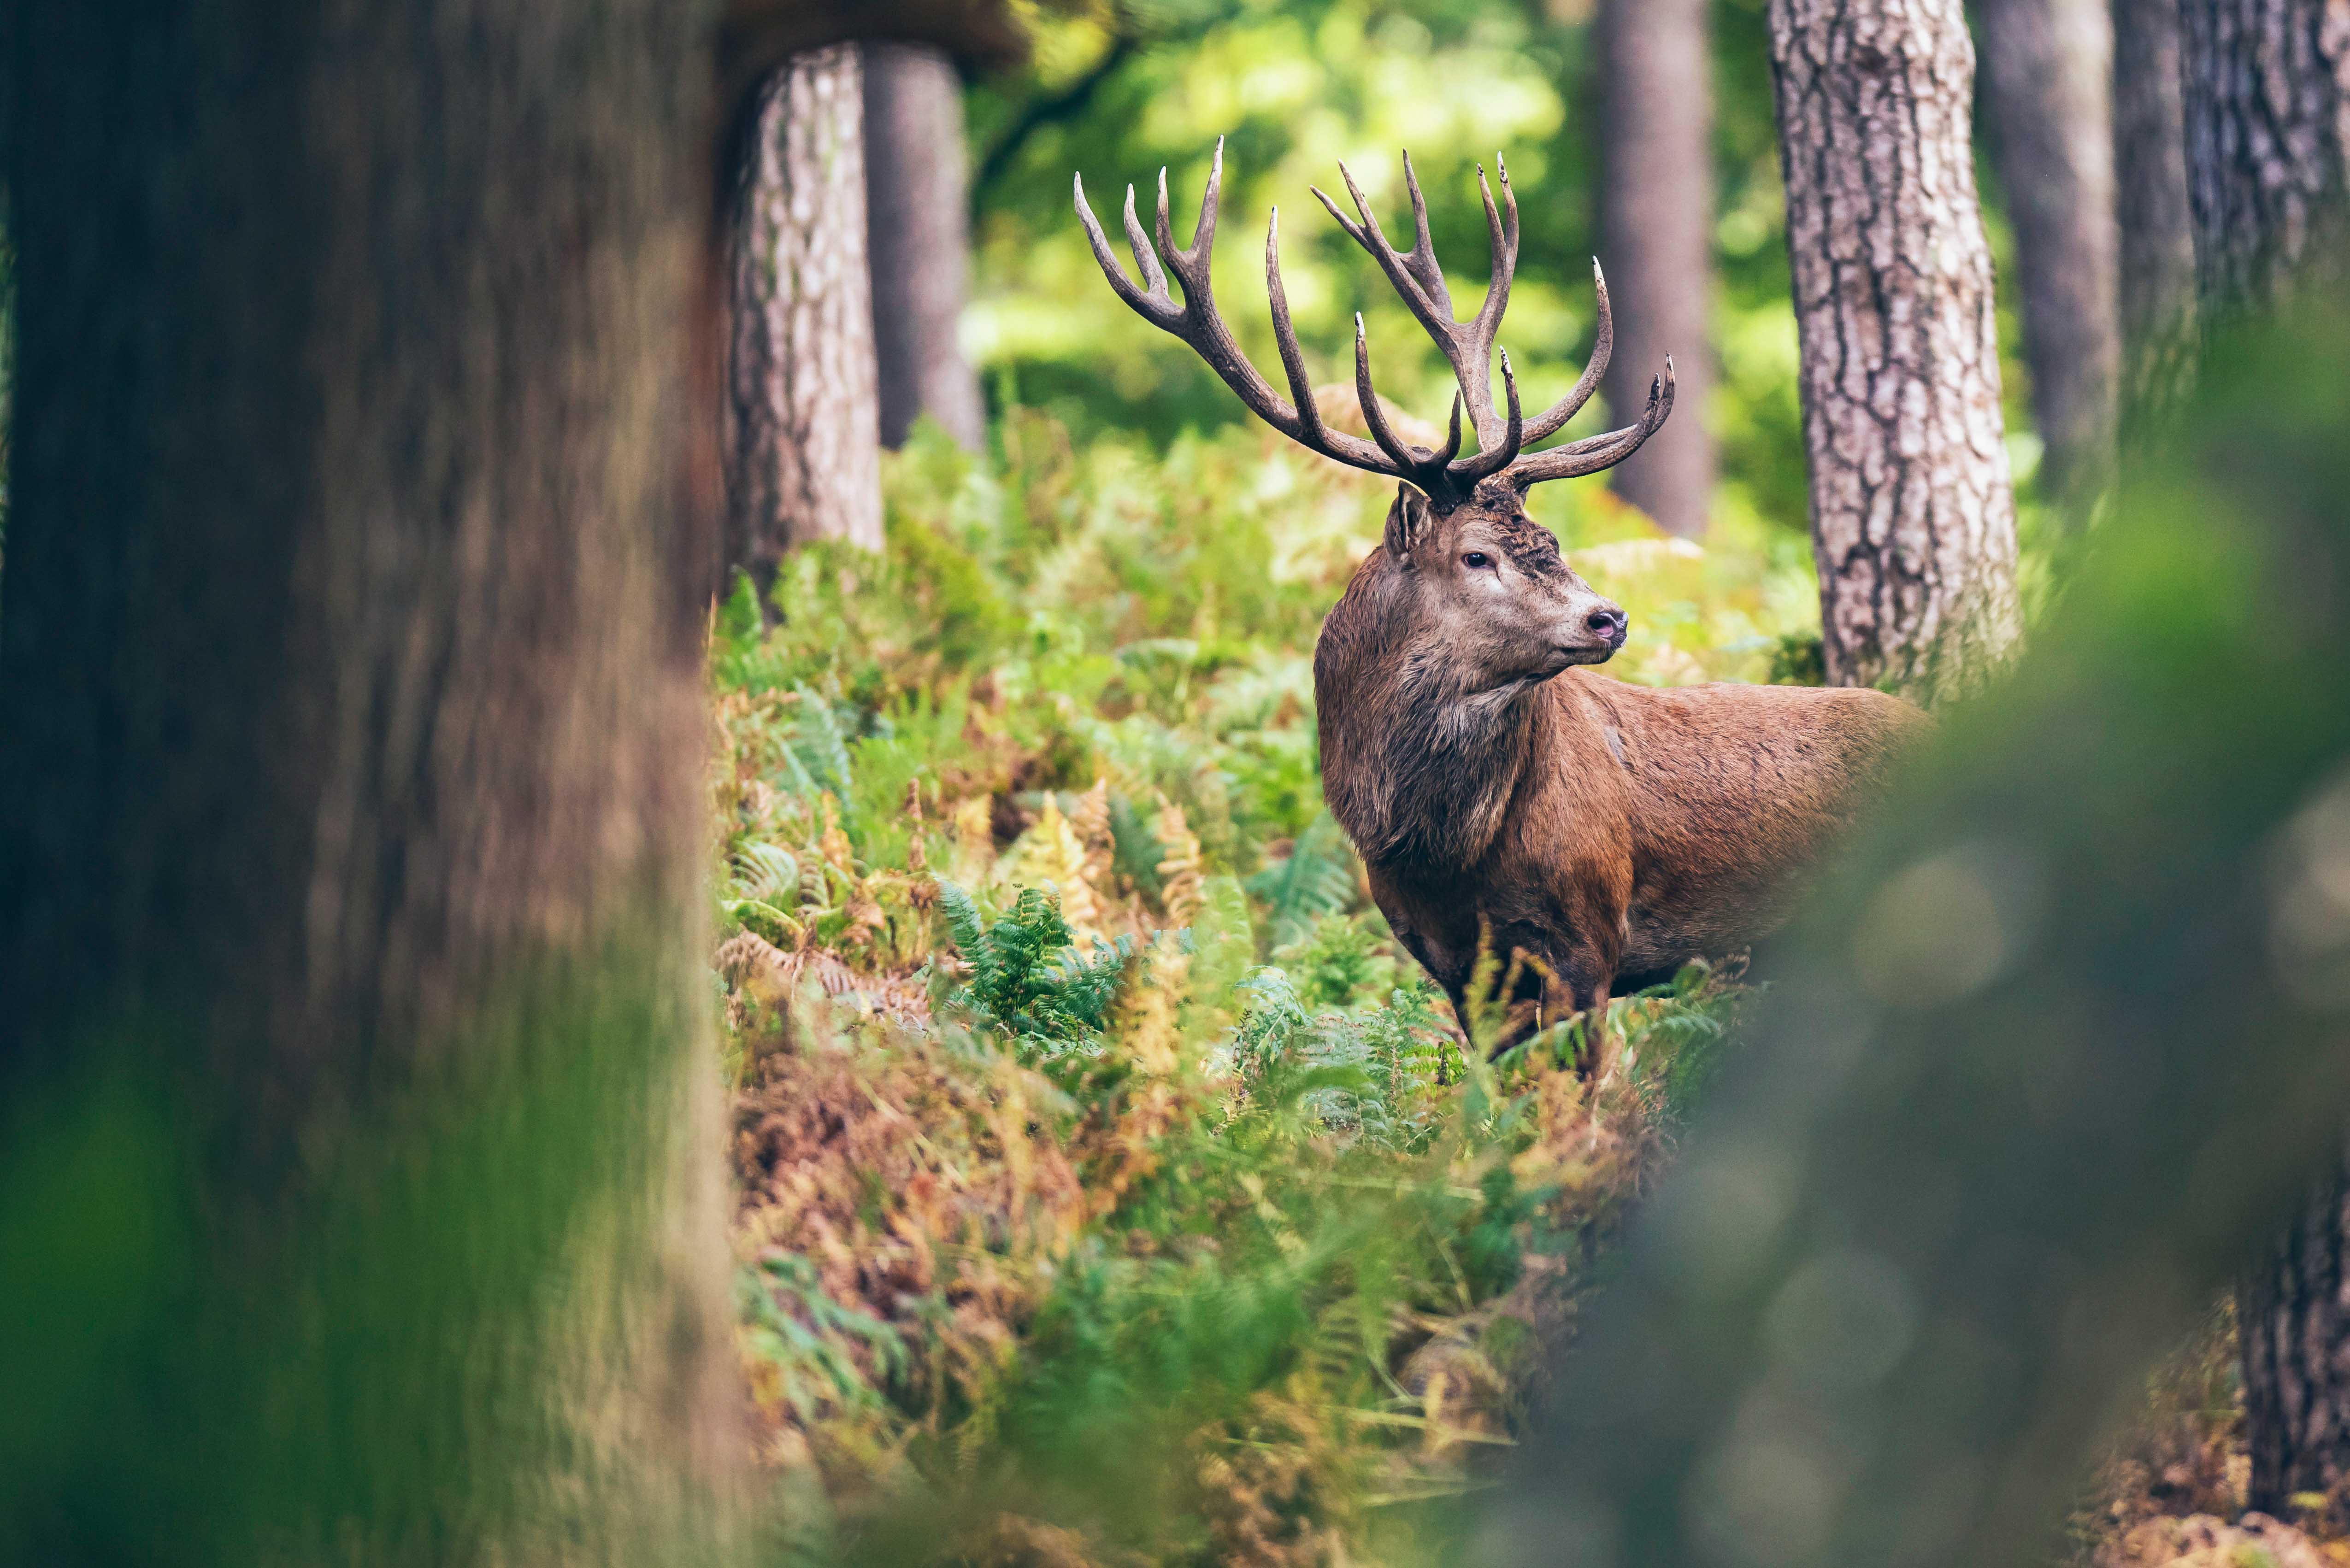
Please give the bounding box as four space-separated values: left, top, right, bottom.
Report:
1245 811 1357 952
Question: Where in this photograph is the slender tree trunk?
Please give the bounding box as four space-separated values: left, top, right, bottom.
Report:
1594 0 1718 540
726 45 884 598
1767 0 2023 698
1974 0 2121 513
2181 0 2350 1519
863 42 987 451
2112 0 2200 439
2244 1148 2350 1513
0 2 739 1561
2179 0 2350 316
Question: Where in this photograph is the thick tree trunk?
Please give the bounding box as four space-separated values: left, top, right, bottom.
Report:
1974 0 2121 513
725 45 884 596
863 42 987 451
2244 1148 2350 1513
0 2 739 1561
2179 0 2350 316
1594 0 1719 539
1767 0 2024 698
2112 0 2200 439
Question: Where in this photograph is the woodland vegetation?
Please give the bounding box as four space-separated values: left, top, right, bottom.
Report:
5 1 2350 1567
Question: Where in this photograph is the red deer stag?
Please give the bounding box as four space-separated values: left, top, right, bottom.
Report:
1077 143 1923 1057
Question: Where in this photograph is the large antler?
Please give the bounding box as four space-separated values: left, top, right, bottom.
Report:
1075 141 1672 506
1074 139 1464 497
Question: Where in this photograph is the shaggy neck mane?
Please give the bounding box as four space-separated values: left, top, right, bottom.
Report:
1315 555 1541 871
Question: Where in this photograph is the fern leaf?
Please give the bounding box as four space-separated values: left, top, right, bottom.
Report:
1246 812 1358 951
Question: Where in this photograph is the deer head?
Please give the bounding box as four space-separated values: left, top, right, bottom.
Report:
1073 140 1673 516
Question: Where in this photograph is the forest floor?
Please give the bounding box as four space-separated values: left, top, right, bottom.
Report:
709 417 2320 1567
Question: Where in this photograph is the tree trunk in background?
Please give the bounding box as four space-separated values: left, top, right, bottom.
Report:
1594 0 1718 540
726 45 884 598
2244 1149 2350 1513
2180 0 2350 1519
1974 0 2120 514
2112 0 2200 440
1767 0 2023 698
0 2 738 1561
2179 0 2350 315
864 42 987 451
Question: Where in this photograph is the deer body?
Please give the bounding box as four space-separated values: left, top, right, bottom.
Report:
1316 526 1921 1028
1077 142 1924 1044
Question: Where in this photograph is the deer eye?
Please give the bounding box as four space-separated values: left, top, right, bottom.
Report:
1461 552 1492 570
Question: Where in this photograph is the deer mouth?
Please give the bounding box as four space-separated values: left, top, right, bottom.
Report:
1543 639 1621 673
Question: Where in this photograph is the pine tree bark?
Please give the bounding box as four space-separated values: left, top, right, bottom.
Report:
863 42 987 451
2179 0 2350 316
2112 0 2200 439
1594 0 1719 540
0 1 739 1559
725 45 884 597
1973 0 2120 513
2244 1148 2350 1513
1767 0 2024 697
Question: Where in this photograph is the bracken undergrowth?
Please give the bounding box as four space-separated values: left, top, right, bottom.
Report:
711 412 1809 1566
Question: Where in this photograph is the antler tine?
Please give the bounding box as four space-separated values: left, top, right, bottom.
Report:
1315 164 1446 326
1522 257 1614 444
1396 151 1455 319
1506 355 1676 490
1466 157 1519 345
1451 347 1525 483
1353 314 1431 476
1074 172 1178 326
1077 144 1420 488
1121 184 1169 301
1264 206 1331 445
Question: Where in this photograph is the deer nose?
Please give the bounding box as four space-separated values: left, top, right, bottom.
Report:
1585 607 1629 644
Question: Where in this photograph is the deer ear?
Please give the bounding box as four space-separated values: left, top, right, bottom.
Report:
1384 486 1431 558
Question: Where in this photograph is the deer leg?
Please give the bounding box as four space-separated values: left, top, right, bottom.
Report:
1536 916 1622 1075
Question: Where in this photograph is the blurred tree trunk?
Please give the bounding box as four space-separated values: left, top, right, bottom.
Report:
1594 0 1717 540
0 1 740 1560
2179 0 2350 315
725 44 884 600
2179 0 2350 1518
1767 0 2023 698
1490 292 2350 1568
2244 1148 2350 1513
2112 0 2199 441
863 42 986 451
1974 0 2120 514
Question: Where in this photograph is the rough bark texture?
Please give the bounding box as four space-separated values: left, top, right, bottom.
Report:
2179 0 2350 315
726 46 884 595
2244 1148 2350 1513
2113 0 2201 438
1768 0 2023 697
1974 0 2121 512
864 42 986 450
0 1 738 1559
1594 0 1719 539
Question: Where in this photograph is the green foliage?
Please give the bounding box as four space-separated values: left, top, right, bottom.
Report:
936 881 1137 1059
713 404 1791 1565
1244 811 1357 953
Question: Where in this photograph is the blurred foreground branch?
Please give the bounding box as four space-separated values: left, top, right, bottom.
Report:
1487 295 2350 1566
